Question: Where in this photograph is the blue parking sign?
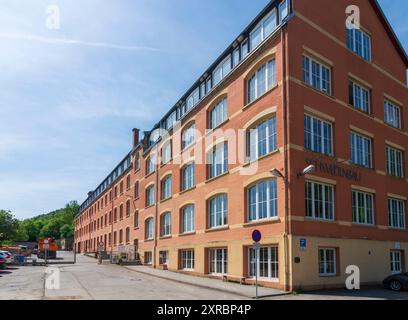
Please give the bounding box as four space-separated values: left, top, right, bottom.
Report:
300 238 307 251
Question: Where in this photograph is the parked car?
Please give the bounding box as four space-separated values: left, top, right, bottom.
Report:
0 251 13 264
0 257 6 269
383 273 408 291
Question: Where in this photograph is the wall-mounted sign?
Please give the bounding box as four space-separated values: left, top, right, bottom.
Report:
300 238 307 251
305 159 362 182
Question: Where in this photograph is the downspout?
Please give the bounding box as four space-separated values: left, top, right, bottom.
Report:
281 24 290 292
153 144 160 268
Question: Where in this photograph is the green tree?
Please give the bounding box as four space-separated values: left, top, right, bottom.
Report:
0 210 20 245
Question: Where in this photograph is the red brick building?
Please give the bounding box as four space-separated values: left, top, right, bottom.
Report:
75 0 408 291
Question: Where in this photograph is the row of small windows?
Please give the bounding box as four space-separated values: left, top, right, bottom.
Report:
304 113 405 178
305 180 406 229
148 0 289 146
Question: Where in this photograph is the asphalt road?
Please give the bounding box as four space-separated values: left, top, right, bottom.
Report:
0 252 244 300
1 252 407 300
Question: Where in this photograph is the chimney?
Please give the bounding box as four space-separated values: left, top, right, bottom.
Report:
132 128 140 148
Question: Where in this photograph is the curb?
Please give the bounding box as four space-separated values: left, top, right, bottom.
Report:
122 266 290 299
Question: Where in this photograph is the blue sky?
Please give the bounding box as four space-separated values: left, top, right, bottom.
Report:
0 0 407 220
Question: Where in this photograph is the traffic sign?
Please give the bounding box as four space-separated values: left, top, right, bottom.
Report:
44 244 49 249
300 238 307 251
98 242 105 250
252 230 262 243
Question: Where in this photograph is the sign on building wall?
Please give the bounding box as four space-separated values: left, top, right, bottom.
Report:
305 159 362 182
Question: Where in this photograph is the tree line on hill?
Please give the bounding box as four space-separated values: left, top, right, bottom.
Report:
0 201 79 246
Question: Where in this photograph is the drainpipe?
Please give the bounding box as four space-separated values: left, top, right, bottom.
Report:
281 24 290 292
153 144 160 269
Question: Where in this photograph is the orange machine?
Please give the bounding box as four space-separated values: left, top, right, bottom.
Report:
38 238 59 259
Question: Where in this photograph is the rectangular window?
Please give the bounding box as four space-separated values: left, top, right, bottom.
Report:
390 251 403 274
213 55 231 87
305 181 335 220
159 251 169 266
160 213 171 237
209 98 228 129
186 88 200 111
146 155 156 175
386 146 404 178
145 252 153 265
247 117 277 162
249 246 278 279
209 248 228 275
303 55 331 94
181 205 195 233
319 248 337 276
384 100 402 129
182 124 195 150
181 250 195 270
208 143 228 179
247 59 276 103
162 142 172 165
349 80 370 113
248 179 278 221
146 185 155 207
347 27 372 61
352 190 374 225
208 194 228 229
134 210 139 229
232 47 240 68
279 0 289 23
145 219 154 240
304 114 333 156
388 198 406 229
350 132 372 168
161 176 172 200
182 163 195 191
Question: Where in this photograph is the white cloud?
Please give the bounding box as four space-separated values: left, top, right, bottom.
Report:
0 33 160 52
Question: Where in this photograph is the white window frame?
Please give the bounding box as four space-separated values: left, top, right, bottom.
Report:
181 205 195 234
305 181 335 221
347 26 372 62
162 141 172 164
350 132 372 168
386 146 404 178
302 55 331 94
247 59 277 103
249 9 277 51
209 97 228 129
304 114 333 156
319 248 337 276
279 0 289 23
181 249 195 271
182 123 196 150
350 80 370 113
161 175 172 200
146 154 156 175
388 198 406 229
247 116 277 161
247 179 278 222
209 248 228 275
207 142 228 179
249 246 279 280
182 162 195 191
208 194 228 229
352 190 374 225
160 212 171 237
146 185 155 207
391 251 403 274
145 251 153 265
384 100 402 129
145 218 154 240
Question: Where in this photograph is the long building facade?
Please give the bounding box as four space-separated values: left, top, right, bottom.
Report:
74 0 408 291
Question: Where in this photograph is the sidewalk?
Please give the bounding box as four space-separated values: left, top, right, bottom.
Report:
123 265 288 298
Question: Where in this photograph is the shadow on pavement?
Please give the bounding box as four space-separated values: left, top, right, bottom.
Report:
0 271 13 275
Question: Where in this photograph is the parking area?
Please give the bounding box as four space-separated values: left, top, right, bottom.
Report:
0 253 408 300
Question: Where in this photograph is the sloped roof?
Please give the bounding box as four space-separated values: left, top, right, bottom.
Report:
370 0 408 66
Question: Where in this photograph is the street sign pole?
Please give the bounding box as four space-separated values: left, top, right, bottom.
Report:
255 245 259 300
251 230 262 300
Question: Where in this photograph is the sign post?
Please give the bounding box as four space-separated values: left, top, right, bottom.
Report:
252 230 262 300
44 239 49 266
